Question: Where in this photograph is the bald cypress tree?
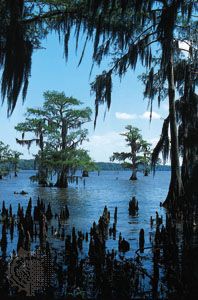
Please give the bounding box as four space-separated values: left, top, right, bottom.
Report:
110 125 151 180
151 60 198 210
42 91 92 188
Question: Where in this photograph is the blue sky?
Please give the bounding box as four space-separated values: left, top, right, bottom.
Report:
0 33 169 162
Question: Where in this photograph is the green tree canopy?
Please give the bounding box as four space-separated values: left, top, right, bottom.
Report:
110 125 151 180
42 91 93 187
0 141 23 178
15 90 94 187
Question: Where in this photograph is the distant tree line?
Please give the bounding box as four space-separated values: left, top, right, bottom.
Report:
18 159 35 170
17 160 171 172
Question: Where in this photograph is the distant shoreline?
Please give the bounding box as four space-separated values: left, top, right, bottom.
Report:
18 159 171 171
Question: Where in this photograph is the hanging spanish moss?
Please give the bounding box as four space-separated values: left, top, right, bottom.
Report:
151 115 170 174
1 0 33 116
16 138 39 150
0 0 196 119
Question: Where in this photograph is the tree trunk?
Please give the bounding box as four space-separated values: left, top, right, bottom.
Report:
163 53 183 209
181 91 198 206
38 169 48 186
14 163 17 177
55 167 68 188
181 67 191 187
54 118 69 188
38 149 48 186
144 153 148 176
82 170 89 177
186 163 198 206
38 162 48 186
130 169 137 180
130 147 137 180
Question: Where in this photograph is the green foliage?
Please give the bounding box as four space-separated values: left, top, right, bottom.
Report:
15 107 48 151
73 149 97 172
15 90 93 186
110 125 151 178
18 159 35 170
16 159 171 171
9 151 23 173
0 141 11 162
0 141 23 176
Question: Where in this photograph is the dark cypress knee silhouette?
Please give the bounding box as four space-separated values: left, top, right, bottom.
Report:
139 228 145 252
1 222 7 256
46 203 53 221
114 206 117 223
129 196 139 215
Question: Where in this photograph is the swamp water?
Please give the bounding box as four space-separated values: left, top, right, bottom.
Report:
1 170 197 299
0 170 170 255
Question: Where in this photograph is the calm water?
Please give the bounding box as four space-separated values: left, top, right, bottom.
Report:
0 170 170 260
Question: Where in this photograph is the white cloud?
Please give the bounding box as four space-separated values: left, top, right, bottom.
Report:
115 112 137 120
139 111 161 120
116 111 161 121
83 131 127 162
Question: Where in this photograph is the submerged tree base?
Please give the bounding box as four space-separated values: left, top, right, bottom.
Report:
38 180 48 187
129 175 137 180
54 181 68 188
82 170 89 177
